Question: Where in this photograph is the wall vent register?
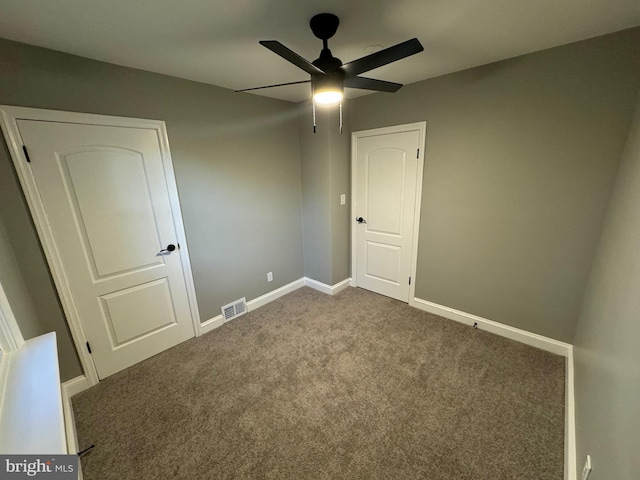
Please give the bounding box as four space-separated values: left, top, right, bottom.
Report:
221 298 247 322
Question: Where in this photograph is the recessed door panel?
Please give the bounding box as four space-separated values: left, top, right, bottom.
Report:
100 278 177 347
365 242 401 284
61 148 162 279
366 149 406 236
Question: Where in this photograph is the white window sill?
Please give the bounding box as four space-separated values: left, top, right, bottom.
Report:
0 332 66 453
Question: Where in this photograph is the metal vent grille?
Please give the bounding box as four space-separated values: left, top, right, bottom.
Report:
222 305 235 321
234 300 246 315
221 297 247 322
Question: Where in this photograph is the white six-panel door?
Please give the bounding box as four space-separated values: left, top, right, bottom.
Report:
353 125 424 302
16 119 196 379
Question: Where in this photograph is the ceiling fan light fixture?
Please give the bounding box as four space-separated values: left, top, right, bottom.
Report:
314 89 343 105
312 75 344 105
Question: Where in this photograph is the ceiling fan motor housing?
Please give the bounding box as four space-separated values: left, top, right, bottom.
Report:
312 48 342 71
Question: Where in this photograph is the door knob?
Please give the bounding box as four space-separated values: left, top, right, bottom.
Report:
159 244 176 254
356 217 367 224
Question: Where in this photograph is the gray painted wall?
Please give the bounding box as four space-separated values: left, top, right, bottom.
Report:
0 38 304 381
0 216 41 340
299 102 350 286
0 213 82 375
328 103 351 285
299 104 332 285
349 28 640 341
573 93 640 480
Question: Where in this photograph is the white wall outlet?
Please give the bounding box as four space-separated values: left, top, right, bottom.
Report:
340 194 346 205
581 455 592 480
267 272 273 282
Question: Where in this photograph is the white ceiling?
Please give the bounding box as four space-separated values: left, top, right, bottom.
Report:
0 0 639 103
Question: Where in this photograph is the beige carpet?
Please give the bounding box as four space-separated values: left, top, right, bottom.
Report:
73 287 565 479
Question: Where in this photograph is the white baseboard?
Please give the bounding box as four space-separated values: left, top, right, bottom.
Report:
249 278 306 310
565 347 576 480
61 375 90 456
199 315 225 335
199 278 306 334
61 390 78 455
304 277 352 295
410 297 572 357
62 375 90 398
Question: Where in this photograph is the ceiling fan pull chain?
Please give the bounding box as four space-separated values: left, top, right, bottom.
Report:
339 100 343 135
312 84 317 133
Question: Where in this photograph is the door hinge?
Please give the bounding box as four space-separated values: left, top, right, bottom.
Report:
409 276 412 285
22 145 31 163
86 341 92 354
416 148 419 158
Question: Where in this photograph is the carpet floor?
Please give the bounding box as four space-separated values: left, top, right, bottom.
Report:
73 287 565 480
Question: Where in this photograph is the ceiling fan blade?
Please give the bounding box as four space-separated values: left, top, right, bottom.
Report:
259 40 325 75
341 38 424 78
344 76 403 92
235 79 311 92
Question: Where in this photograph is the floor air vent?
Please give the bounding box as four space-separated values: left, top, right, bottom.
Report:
221 297 247 322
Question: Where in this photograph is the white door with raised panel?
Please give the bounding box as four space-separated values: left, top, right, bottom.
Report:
17 119 196 379
354 125 424 302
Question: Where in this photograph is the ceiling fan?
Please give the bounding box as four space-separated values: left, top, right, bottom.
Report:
236 13 424 131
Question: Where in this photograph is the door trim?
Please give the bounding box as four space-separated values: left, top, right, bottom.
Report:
0 105 202 386
350 122 426 302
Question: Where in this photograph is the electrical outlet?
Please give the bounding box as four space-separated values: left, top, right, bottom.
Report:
267 272 273 282
581 455 592 480
340 194 346 205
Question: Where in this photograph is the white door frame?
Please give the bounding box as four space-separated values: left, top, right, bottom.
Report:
0 105 203 387
350 121 427 302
